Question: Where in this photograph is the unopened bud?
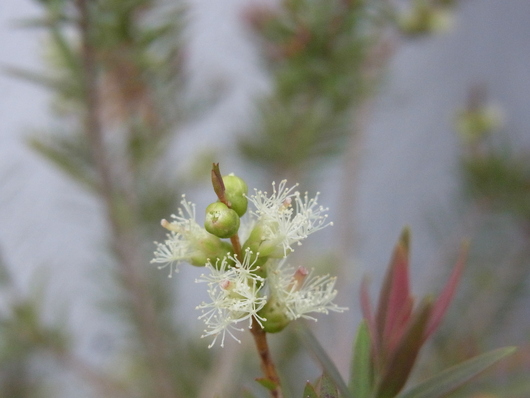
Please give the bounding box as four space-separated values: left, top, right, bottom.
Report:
258 297 291 333
205 202 240 239
222 174 248 217
189 237 233 267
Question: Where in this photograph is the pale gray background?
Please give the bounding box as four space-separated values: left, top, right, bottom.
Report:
1 0 530 395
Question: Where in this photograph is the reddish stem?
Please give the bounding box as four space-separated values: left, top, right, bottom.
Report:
250 317 284 398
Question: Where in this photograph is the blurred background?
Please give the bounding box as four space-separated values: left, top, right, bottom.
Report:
1 0 529 397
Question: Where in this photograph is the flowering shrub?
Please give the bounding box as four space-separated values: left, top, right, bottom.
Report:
151 164 515 398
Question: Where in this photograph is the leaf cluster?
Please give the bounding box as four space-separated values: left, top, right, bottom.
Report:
239 0 387 177
289 231 514 398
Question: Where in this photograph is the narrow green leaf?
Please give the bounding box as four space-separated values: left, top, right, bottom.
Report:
396 347 516 398
303 382 319 398
3 67 65 91
350 320 373 398
28 136 96 190
320 373 339 398
255 377 278 391
50 25 82 81
294 322 353 398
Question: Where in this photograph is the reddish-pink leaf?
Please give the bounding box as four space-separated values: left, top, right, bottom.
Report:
386 296 414 356
383 242 411 343
376 298 433 398
424 242 468 341
376 228 411 354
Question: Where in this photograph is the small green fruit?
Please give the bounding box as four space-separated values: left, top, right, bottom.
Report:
205 202 240 239
223 174 248 217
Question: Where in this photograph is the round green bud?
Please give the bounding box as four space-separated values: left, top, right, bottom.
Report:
222 174 248 217
258 297 291 333
205 202 240 239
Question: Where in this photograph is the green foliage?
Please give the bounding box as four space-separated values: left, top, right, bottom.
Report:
396 347 516 398
4 0 526 397
240 0 385 177
442 92 530 397
303 381 319 398
462 153 530 222
0 264 70 398
294 322 352 398
302 373 340 398
349 321 372 398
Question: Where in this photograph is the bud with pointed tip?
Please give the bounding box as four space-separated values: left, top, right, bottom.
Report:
205 202 240 239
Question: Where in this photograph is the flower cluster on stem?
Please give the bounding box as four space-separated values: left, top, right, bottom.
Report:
151 165 345 347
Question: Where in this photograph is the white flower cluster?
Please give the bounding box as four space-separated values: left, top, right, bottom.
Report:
247 180 332 257
151 181 346 347
195 250 266 348
266 260 347 322
151 196 203 277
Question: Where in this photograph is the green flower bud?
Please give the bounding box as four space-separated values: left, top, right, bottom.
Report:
205 202 240 239
258 297 291 333
189 237 233 267
243 223 288 259
222 174 248 217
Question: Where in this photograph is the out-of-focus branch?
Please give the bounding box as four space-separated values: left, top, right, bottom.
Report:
75 1 178 397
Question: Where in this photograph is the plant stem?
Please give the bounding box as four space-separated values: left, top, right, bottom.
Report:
211 163 283 397
250 317 284 398
230 234 242 258
76 1 177 397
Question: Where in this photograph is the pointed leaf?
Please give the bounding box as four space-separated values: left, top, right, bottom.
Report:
294 322 353 398
350 320 373 398
3 67 62 91
396 347 516 398
28 136 96 190
256 377 278 391
383 248 412 343
424 242 468 340
319 373 340 398
376 298 432 398
376 228 411 353
50 26 82 81
303 382 319 398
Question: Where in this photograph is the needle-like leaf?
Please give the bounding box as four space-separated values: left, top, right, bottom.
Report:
395 347 516 398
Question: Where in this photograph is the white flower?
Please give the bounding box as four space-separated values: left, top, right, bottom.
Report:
267 260 347 321
247 180 332 257
196 250 267 347
150 196 210 276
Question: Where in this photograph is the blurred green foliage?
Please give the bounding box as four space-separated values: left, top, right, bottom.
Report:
239 0 388 179
2 0 529 397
